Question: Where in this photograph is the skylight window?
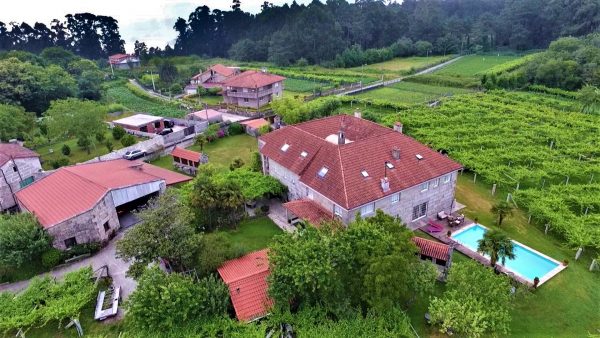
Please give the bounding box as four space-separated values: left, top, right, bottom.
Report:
318 167 329 178
386 162 395 169
416 154 424 160
281 143 290 152
300 151 308 158
361 170 369 178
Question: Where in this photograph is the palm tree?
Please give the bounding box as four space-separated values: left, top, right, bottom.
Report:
491 201 514 226
477 229 515 267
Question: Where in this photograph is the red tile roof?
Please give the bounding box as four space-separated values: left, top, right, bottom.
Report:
15 159 191 228
192 64 238 80
283 199 334 226
108 53 137 64
171 147 201 163
412 237 450 261
259 115 462 210
218 249 273 322
0 143 39 167
241 118 269 130
224 70 285 89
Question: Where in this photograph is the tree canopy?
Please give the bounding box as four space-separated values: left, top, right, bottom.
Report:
0 213 51 269
44 98 107 141
0 104 36 141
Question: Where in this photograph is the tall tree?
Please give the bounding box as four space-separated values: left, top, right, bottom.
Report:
44 98 106 141
0 213 51 269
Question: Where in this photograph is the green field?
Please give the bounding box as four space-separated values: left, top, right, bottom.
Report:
221 217 282 253
151 134 258 172
34 130 144 170
284 78 331 93
353 81 472 104
103 82 187 117
354 55 452 75
434 55 521 76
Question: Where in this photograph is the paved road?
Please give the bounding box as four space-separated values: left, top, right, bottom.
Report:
0 231 137 299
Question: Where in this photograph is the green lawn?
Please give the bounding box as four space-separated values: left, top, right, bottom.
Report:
408 173 600 337
354 82 472 104
188 134 258 170
34 130 144 170
198 94 223 105
284 78 331 93
221 216 282 254
434 55 521 76
354 55 452 76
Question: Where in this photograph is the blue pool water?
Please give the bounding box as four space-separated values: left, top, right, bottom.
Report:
452 224 559 281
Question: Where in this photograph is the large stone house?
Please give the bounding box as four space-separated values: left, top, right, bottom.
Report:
0 143 42 211
258 114 463 229
222 70 285 109
186 64 240 94
108 54 141 70
15 159 191 249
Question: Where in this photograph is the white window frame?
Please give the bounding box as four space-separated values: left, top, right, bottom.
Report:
360 203 375 216
432 178 440 188
421 182 429 192
444 174 452 183
391 193 400 204
334 205 342 217
412 202 428 221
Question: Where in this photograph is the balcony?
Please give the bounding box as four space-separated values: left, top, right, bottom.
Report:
225 88 274 98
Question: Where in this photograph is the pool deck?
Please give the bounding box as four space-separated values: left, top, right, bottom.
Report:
418 218 566 287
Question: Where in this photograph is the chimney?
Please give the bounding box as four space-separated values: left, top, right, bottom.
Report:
380 177 390 192
338 130 346 145
391 147 400 160
354 109 362 119
393 122 403 134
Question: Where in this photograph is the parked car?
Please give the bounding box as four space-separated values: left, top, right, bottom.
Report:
123 149 145 160
157 128 173 136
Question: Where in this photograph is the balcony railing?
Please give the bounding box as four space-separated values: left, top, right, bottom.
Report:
225 88 274 98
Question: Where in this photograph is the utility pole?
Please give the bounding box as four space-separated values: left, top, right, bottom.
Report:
150 70 156 91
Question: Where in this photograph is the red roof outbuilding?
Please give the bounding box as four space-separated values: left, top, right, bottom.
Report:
241 118 269 130
15 159 191 228
171 147 202 163
0 143 39 167
283 199 334 226
412 237 450 261
218 249 273 322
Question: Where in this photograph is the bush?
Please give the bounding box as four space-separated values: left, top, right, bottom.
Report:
105 140 114 152
228 122 244 135
63 242 101 260
41 248 61 268
207 87 221 96
112 125 126 140
61 144 70 156
106 103 126 114
121 134 136 147
195 232 245 276
51 157 70 169
95 132 105 142
170 83 182 94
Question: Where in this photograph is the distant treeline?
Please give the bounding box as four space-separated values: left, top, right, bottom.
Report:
1 0 598 66
0 13 125 60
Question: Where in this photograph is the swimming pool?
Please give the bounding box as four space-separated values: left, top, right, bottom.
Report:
452 224 563 284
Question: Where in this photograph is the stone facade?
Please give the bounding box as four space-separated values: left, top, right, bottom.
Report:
0 157 42 211
264 154 458 229
45 193 120 250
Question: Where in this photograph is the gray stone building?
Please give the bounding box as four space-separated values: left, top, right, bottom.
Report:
258 114 463 229
16 159 191 249
0 143 42 212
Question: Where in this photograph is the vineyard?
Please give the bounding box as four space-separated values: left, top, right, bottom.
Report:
102 81 187 117
354 81 473 104
380 91 598 250
434 55 521 76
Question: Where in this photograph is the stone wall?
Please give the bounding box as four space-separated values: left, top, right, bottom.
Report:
44 193 120 250
0 157 42 210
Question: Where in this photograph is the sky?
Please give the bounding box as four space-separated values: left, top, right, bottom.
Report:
1 0 314 52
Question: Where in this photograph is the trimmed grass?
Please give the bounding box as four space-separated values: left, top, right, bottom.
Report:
188 134 258 170
408 173 600 337
354 82 472 104
434 55 521 76
221 216 282 253
34 130 144 170
198 94 223 105
355 56 452 75
284 78 331 93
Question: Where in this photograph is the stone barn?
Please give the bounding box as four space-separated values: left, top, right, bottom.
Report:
0 143 42 212
15 159 191 250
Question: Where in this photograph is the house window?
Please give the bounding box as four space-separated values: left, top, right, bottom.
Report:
64 237 77 249
20 176 34 188
300 151 308 158
444 174 452 183
360 203 375 216
103 222 110 232
361 170 369 178
12 166 17 172
154 121 161 128
318 167 329 178
432 178 440 188
391 193 400 204
334 205 342 217
244 98 249 102
412 202 428 221
274 83 279 87
386 162 395 169
421 182 429 192
281 143 290 152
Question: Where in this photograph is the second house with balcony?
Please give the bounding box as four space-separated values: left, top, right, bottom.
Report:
222 70 285 109
258 114 463 229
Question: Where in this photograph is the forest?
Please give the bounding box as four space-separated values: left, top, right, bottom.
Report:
1 0 599 66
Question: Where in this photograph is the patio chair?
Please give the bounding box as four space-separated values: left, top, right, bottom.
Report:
437 211 448 220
